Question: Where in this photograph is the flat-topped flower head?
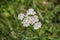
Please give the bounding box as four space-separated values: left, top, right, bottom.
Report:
18 13 25 20
33 22 42 30
18 8 42 30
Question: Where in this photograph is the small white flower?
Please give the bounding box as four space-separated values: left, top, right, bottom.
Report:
28 8 34 12
31 15 39 24
22 17 30 27
18 13 25 20
22 22 30 27
26 8 36 15
33 15 39 22
27 11 36 15
33 22 42 30
23 16 32 24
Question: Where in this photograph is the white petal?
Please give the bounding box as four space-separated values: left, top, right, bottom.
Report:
28 8 34 12
22 17 31 27
24 16 39 25
33 22 42 30
26 9 36 15
33 15 39 22
18 13 25 20
22 22 30 27
22 20 30 27
31 15 39 24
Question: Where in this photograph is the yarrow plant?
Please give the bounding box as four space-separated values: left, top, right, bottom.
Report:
18 8 42 30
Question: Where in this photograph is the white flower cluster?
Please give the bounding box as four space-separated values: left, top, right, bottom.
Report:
18 8 42 30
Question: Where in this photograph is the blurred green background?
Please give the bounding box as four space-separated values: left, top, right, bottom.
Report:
0 0 60 40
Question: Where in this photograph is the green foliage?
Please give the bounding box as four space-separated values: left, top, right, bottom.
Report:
0 0 60 40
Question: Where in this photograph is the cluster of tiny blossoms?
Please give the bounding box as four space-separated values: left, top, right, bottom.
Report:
18 8 42 30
